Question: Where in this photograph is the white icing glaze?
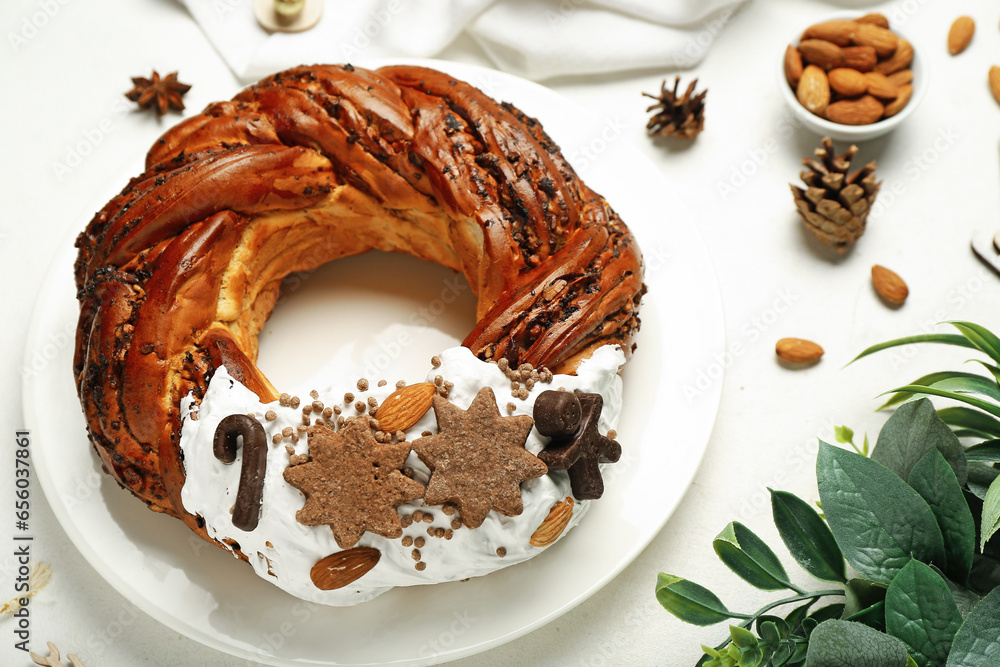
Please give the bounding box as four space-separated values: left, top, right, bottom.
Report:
179 345 624 605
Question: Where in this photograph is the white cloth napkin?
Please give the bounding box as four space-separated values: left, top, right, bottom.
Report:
181 0 746 82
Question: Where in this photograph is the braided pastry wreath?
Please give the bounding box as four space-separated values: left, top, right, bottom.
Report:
74 64 645 602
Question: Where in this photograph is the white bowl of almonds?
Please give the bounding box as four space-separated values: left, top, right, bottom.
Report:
779 11 927 142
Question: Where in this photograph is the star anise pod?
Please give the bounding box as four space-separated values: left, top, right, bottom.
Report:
643 77 707 140
125 70 191 116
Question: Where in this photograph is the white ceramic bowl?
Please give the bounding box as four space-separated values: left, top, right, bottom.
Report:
778 11 927 142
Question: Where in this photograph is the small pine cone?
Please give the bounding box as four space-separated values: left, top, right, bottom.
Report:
643 77 707 140
791 136 880 253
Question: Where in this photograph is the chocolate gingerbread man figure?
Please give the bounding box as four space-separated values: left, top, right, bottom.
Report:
533 390 622 500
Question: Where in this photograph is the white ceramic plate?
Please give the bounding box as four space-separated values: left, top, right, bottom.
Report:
23 59 724 666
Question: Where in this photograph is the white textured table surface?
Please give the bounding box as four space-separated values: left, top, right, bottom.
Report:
3 1 999 665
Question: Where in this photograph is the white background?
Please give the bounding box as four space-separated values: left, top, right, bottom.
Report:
2 0 1000 665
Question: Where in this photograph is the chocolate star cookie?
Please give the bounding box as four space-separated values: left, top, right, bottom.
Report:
283 417 424 548
413 387 547 528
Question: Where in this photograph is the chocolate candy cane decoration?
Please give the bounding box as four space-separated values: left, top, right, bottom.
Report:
213 414 268 531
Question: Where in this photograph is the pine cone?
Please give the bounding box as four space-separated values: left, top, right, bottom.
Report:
643 77 706 140
791 137 880 253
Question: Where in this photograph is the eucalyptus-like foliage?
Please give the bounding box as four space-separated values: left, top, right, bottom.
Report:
659 322 1000 665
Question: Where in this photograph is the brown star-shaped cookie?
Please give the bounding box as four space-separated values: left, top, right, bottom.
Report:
283 418 424 548
534 391 621 500
412 387 547 528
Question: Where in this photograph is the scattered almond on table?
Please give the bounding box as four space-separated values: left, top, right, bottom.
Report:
871 265 909 305
786 14 914 125
947 16 975 55
776 338 824 365
989 66 1000 107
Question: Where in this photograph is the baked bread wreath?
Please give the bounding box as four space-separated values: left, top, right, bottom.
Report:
73 64 645 603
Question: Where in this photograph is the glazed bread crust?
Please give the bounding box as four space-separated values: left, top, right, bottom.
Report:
73 65 645 540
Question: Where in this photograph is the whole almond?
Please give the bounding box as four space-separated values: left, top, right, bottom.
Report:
310 547 381 590
374 382 437 433
865 71 899 100
797 65 831 115
784 45 804 87
842 45 878 72
871 265 909 305
852 23 899 57
989 66 1000 107
883 84 913 118
828 68 869 97
529 497 574 547
827 95 885 125
887 69 913 87
948 16 975 55
875 39 913 75
776 338 824 365
802 20 858 47
798 39 846 70
856 13 890 29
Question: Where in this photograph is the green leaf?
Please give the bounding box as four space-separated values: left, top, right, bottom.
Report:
772 643 794 667
908 449 976 583
770 489 846 583
755 615 789 639
950 586 984 620
872 398 967 485
931 375 1000 405
948 322 1000 365
955 430 991 439
834 425 854 444
971 360 1000 387
818 442 946 584
946 586 1000 666
713 522 793 591
931 565 983 619
655 573 746 626
851 334 978 364
966 441 1000 463
730 624 758 648
847 600 886 631
809 604 845 624
885 559 964 667
696 650 718 667
740 649 765 667
981 476 1000 552
805 620 909 667
843 578 888 618
967 464 1000 501
882 385 1000 420
881 372 984 410
784 601 815 632
758 620 781 645
702 645 723 658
